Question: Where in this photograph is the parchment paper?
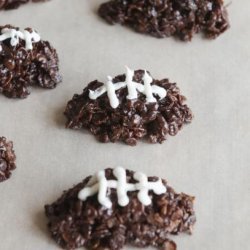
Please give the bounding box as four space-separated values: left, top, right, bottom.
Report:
0 0 249 249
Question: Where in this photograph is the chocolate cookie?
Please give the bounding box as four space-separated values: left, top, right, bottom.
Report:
0 137 16 182
45 167 196 250
0 25 62 98
0 0 46 10
64 67 193 146
99 0 229 41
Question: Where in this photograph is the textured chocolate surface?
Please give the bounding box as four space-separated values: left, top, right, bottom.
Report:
99 0 229 41
45 168 196 250
64 70 193 146
0 137 16 182
0 0 45 10
0 25 62 98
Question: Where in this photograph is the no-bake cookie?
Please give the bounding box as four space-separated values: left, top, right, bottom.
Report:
99 0 229 41
45 167 196 250
64 67 193 146
0 0 46 10
0 137 16 182
0 25 62 98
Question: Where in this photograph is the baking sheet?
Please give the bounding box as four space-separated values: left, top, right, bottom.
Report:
0 0 249 249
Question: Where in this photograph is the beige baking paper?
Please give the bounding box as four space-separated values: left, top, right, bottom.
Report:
0 0 249 249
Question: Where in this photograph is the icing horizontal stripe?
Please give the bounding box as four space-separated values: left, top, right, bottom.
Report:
78 167 167 209
0 28 41 51
88 67 167 109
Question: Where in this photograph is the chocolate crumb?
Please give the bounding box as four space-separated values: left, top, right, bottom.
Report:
0 0 46 10
0 25 62 98
163 241 177 250
64 69 193 146
45 168 196 250
0 137 16 183
99 0 229 41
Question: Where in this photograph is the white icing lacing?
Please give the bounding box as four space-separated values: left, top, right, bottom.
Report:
0 28 41 51
89 66 167 109
78 167 167 209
